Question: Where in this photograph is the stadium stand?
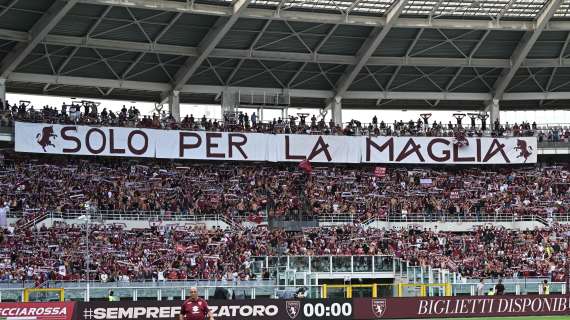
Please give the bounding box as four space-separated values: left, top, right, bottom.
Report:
1 155 569 222
1 224 569 284
2 1 570 317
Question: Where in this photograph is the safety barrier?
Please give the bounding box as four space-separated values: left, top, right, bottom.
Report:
3 279 566 303
321 283 452 299
11 209 568 226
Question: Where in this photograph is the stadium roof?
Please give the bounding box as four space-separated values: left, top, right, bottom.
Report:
1 0 570 110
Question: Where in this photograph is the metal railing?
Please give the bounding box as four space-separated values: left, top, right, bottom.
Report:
1 115 570 138
537 140 570 154
552 213 570 223
248 255 398 275
2 281 567 302
9 210 234 225
383 213 545 223
317 212 550 224
314 214 356 224
453 281 567 296
14 211 49 230
10 210 568 227
0 282 321 302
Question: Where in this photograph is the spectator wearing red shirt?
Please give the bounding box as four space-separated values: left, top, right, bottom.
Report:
180 287 213 320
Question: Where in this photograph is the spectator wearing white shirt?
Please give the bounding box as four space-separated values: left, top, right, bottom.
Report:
477 279 485 296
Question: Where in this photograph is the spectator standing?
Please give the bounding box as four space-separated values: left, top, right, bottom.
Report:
477 279 485 296
495 279 505 295
108 290 119 301
69 104 77 122
74 104 81 122
542 280 550 295
180 287 213 320
296 287 306 298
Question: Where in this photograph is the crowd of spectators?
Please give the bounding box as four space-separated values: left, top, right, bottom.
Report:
1 100 567 140
0 223 568 283
0 154 569 223
0 153 307 222
307 165 570 222
2 100 570 292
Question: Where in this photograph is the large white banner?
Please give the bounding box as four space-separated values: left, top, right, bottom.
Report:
15 122 156 157
362 136 538 164
272 134 361 163
14 122 538 164
155 131 269 161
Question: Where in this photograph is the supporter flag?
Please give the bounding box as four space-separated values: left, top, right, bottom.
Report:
447 259 458 271
175 244 186 253
374 167 386 177
298 159 312 174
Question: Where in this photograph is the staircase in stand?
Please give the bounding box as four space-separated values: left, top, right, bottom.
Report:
219 215 243 230
534 215 549 226
15 211 50 232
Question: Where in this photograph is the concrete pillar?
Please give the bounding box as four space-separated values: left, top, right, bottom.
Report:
168 90 180 121
222 88 238 115
330 96 342 125
487 99 500 129
0 78 6 108
281 107 288 120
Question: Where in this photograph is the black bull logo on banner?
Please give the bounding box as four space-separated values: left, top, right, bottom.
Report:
36 126 57 152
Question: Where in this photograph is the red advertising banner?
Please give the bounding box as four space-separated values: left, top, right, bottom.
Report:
4 295 568 320
0 302 75 320
72 299 353 320
353 295 570 319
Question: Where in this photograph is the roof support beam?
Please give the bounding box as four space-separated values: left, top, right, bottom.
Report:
0 0 20 19
76 0 570 32
10 71 570 101
491 0 562 102
6 30 570 69
0 0 78 78
331 0 408 101
227 19 271 85
161 0 251 101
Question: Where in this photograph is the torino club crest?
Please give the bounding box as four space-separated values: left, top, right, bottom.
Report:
371 299 387 318
286 301 300 319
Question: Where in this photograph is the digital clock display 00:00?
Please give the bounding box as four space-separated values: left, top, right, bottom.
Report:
302 302 352 318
